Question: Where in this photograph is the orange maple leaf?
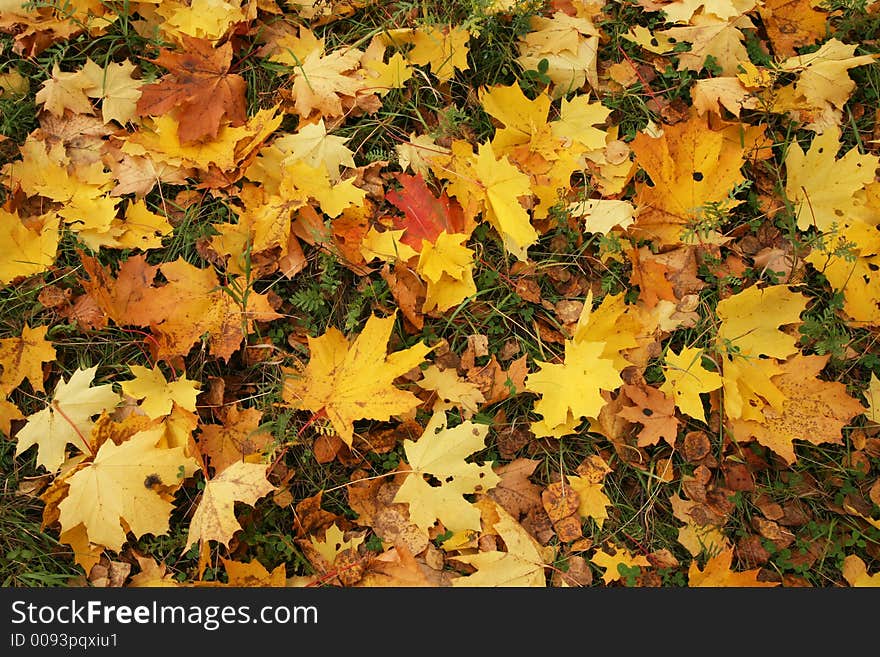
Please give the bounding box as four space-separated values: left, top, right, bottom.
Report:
136 35 247 144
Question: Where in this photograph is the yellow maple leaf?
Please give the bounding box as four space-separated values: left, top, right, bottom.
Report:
658 14 754 77
470 141 537 262
120 365 200 420
394 412 500 533
572 291 643 371
359 227 419 264
34 62 94 116
309 523 365 568
688 547 778 587
184 461 275 552
6 140 117 234
842 554 880 587
659 346 722 424
416 364 485 419
778 38 878 113
16 366 120 472
279 159 366 218
289 46 364 119
730 354 866 465
0 209 59 285
57 428 199 552
479 83 558 162
384 25 470 83
591 545 651 584
567 455 613 529
452 499 549 587
784 129 878 234
417 231 477 313
282 312 431 446
156 0 246 42
270 118 355 181
715 284 807 359
361 36 413 96
526 338 622 438
551 93 611 152
720 353 785 421
222 558 287 587
568 198 635 235
81 57 143 125
0 323 56 395
0 399 24 437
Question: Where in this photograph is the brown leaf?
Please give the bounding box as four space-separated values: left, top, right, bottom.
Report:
380 262 425 331
617 383 680 447
489 458 543 520
136 36 247 144
722 461 755 492
682 430 711 462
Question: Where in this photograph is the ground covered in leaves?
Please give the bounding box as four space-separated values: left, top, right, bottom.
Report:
2 0 880 588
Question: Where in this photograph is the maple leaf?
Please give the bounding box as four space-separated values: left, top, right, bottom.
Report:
778 39 878 114
567 455 613 529
417 231 477 313
80 57 143 125
617 384 680 447
416 364 486 419
452 499 549 587
129 554 180 587
222 558 287 587
784 128 878 234
591 545 651 584
729 354 866 465
136 35 247 144
309 523 365 568
516 11 599 97
184 461 275 552
120 258 278 360
715 284 807 359
551 93 611 153
15 366 120 472
288 46 365 119
688 547 778 587
198 405 272 475
5 139 117 234
629 111 749 244
469 142 538 262
659 346 722 424
386 173 467 250
57 428 199 552
0 323 56 395
658 14 754 77
361 35 413 96
526 338 622 438
35 62 94 116
0 209 59 285
282 312 431 446
120 365 200 420
394 412 500 533
270 118 355 180
384 25 470 83
480 83 558 163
